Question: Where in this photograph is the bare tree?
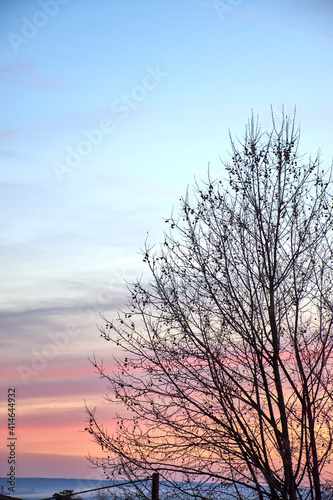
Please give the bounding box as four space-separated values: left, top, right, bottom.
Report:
86 111 333 500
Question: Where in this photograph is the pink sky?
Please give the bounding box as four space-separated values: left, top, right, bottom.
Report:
1 352 119 478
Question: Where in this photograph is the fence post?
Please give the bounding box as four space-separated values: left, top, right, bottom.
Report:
152 472 159 500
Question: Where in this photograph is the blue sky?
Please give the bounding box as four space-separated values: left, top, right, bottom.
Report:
0 0 332 479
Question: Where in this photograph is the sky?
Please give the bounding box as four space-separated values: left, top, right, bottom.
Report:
0 0 332 482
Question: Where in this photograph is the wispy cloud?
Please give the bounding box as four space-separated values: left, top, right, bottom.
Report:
0 129 19 140
188 0 333 39
0 60 64 88
0 60 34 74
16 79 65 89
229 9 333 39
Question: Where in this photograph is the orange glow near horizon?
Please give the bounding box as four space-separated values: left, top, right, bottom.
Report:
0 363 120 479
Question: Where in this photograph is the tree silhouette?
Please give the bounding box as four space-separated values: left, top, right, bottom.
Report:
86 111 333 500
